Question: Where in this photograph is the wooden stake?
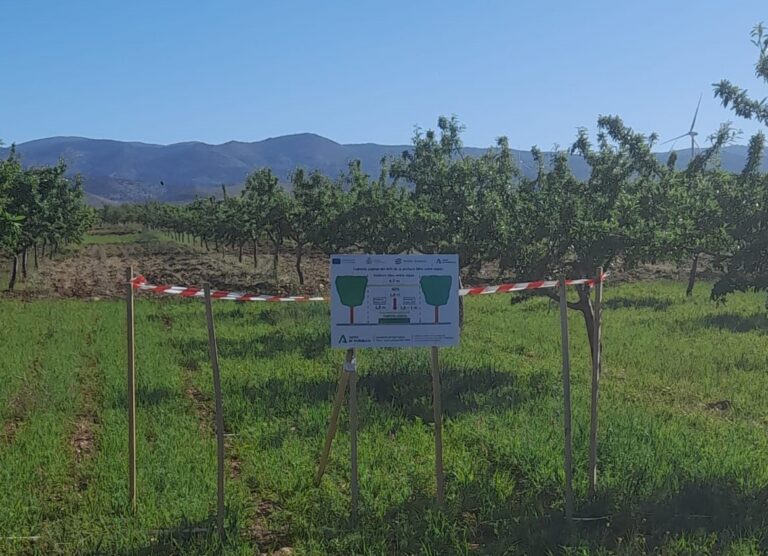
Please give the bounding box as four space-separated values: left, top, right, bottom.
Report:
125 267 137 512
315 349 353 485
203 286 226 540
558 277 574 520
588 267 603 497
431 346 445 506
348 350 359 520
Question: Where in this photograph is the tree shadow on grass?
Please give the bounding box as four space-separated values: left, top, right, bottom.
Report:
240 365 554 429
698 313 768 334
174 325 330 362
540 480 768 554
84 513 240 555
360 366 554 422
370 477 768 555
110 386 177 409
210 304 328 326
603 296 674 311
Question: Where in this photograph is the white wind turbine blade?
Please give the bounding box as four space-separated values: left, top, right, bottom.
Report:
661 132 690 145
689 94 702 133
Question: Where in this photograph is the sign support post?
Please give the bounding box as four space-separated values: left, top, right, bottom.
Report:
314 350 353 485
204 285 227 540
125 267 137 513
588 267 603 497
431 346 445 506
558 277 574 521
348 351 359 520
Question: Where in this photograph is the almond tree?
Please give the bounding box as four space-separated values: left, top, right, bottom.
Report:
711 132 768 304
664 125 738 296
714 23 768 126
343 159 415 255
711 23 768 304
241 168 287 281
2 155 93 290
286 168 348 284
0 150 23 266
498 116 671 348
389 116 521 276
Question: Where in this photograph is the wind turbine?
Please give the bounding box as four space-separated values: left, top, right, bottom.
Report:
516 151 534 178
662 94 702 159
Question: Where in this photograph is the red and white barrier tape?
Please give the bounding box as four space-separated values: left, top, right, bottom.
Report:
459 276 604 296
130 274 605 302
130 275 324 302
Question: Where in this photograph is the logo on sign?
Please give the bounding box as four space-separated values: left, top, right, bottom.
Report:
339 335 347 344
332 258 341 264
395 258 402 264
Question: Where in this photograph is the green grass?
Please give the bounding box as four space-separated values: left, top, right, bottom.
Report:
82 230 164 245
1 281 768 554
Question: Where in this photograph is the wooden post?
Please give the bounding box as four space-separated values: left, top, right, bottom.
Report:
203 286 227 540
558 277 574 520
125 267 137 512
348 350 359 520
431 346 445 506
315 349 353 485
588 268 603 497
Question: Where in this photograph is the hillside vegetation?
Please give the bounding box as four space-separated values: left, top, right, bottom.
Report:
5 134 766 203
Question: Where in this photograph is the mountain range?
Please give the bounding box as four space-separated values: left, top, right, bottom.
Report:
2 134 766 204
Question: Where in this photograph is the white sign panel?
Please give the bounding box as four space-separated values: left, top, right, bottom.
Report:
330 254 460 348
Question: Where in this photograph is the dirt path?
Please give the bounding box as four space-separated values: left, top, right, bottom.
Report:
70 315 103 493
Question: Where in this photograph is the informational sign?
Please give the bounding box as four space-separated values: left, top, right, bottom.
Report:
330 254 460 348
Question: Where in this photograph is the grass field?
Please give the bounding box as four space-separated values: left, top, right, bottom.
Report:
82 230 164 245
1 281 768 554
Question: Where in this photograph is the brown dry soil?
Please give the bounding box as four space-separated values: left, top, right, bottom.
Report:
2 236 720 301
3 240 331 300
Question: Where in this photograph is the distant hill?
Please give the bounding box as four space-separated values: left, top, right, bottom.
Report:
1 134 766 203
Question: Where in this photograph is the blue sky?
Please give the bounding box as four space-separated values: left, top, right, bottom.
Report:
2 1 766 148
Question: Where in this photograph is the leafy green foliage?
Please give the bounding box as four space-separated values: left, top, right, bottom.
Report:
712 23 768 304
0 152 24 256
714 23 768 126
1 150 93 289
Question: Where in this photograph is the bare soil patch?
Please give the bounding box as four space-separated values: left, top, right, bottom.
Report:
2 355 42 445
7 240 330 300
72 333 101 466
248 499 289 549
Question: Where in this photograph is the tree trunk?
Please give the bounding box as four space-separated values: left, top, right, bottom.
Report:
21 248 28 281
296 244 305 285
34 244 39 270
238 243 243 263
41 238 47 259
576 285 596 361
686 253 699 297
204 239 210 252
253 240 258 268
8 256 18 291
272 242 279 284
